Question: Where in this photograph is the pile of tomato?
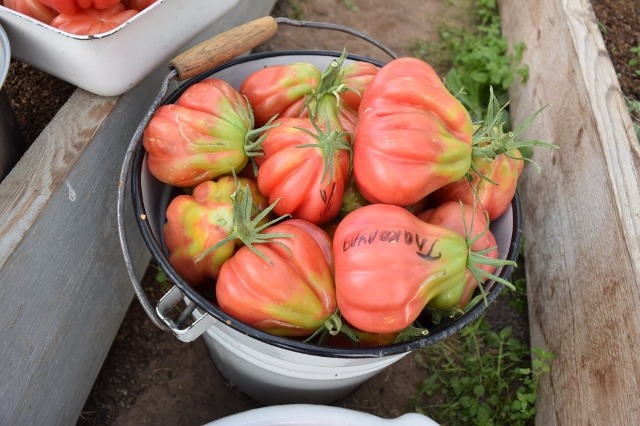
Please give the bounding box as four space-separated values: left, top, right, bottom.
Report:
1 0 158 35
142 52 550 347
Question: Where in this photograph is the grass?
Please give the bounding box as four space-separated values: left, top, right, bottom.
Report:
408 0 528 121
412 319 554 425
626 97 640 141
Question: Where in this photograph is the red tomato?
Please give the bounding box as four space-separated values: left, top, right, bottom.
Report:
255 116 351 225
418 201 499 309
144 78 255 187
353 57 473 206
121 0 157 11
3 0 58 24
40 0 120 15
76 0 121 9
216 219 337 337
50 4 137 35
162 177 269 287
40 0 77 14
240 56 378 135
431 148 523 220
333 203 468 333
239 62 320 127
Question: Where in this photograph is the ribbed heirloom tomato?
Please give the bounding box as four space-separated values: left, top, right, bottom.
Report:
40 0 121 15
144 78 260 187
240 54 378 135
254 116 351 224
3 0 58 24
162 176 268 287
418 201 500 309
216 219 337 337
332 204 468 334
332 203 515 333
49 3 137 35
431 148 524 220
353 57 474 206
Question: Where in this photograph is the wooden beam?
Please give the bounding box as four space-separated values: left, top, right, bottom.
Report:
499 0 640 424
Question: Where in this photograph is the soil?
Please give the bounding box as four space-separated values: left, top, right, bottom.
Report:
2 0 637 425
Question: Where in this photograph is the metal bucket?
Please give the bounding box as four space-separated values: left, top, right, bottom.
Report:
0 22 25 182
124 50 523 405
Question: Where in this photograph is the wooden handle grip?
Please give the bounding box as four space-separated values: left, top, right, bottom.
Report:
170 16 278 80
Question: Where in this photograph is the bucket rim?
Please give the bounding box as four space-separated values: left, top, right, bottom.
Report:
0 23 10 87
131 50 523 359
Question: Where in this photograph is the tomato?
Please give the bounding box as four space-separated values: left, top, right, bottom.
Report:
50 4 137 35
76 0 121 8
121 0 157 11
40 0 120 15
353 57 473 206
162 176 268 287
3 0 58 24
240 54 378 135
338 176 370 219
240 62 320 127
418 201 499 309
255 116 351 224
332 203 468 333
430 148 523 220
216 219 337 337
144 78 257 187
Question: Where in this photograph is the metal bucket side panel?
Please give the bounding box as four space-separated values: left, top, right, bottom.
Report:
196 309 407 405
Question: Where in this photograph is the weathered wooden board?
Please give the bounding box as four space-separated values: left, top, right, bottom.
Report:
499 0 640 424
0 1 276 424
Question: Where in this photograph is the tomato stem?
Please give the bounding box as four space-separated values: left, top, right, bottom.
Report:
460 201 517 306
470 86 558 181
295 115 352 183
195 176 292 264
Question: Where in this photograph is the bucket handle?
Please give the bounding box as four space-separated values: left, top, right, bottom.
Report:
156 286 218 342
117 16 397 337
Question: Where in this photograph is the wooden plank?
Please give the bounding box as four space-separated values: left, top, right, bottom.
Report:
0 92 118 269
499 0 640 424
0 1 277 424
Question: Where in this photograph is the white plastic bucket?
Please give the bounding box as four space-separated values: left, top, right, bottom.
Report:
125 51 523 406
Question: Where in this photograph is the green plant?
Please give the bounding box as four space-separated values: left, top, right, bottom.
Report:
408 0 528 120
286 0 304 20
628 45 640 76
412 319 554 425
342 0 358 12
626 96 640 141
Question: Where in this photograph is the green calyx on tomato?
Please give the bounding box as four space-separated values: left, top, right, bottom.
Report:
215 218 337 337
162 176 268 286
144 78 279 187
420 201 513 311
250 116 352 225
470 86 558 176
240 50 377 136
333 203 517 333
195 176 292 264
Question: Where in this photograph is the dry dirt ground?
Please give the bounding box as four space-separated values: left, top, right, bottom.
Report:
3 0 638 425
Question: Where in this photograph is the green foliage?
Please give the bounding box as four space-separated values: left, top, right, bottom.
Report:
342 0 358 12
412 319 554 426
628 45 640 76
286 0 304 20
626 96 640 142
408 0 528 120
